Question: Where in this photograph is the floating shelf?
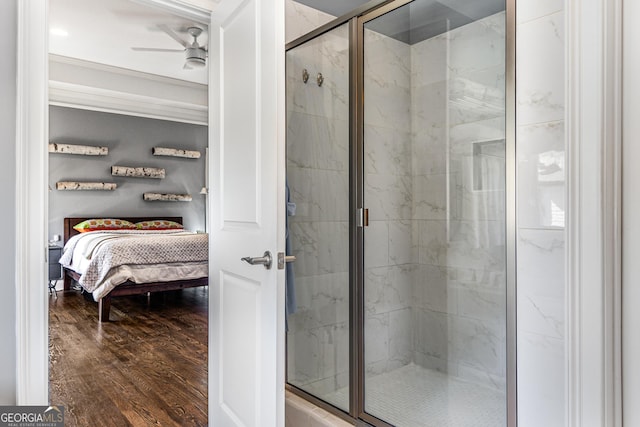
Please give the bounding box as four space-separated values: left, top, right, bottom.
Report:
143 193 192 202
49 143 108 156
111 166 165 179
152 147 201 159
56 181 116 191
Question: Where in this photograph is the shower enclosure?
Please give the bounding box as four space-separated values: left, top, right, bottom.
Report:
286 0 514 425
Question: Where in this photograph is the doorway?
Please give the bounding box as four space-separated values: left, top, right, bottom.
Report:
47 0 210 422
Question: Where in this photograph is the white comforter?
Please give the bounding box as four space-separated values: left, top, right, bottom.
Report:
60 230 208 300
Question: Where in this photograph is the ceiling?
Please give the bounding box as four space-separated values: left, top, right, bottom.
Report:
49 0 209 85
49 0 504 85
296 0 505 44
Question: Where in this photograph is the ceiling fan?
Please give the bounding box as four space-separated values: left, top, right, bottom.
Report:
132 25 207 69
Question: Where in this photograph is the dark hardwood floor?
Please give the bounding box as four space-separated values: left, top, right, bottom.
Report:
49 287 208 427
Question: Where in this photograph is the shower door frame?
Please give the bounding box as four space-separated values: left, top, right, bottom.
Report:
285 0 517 425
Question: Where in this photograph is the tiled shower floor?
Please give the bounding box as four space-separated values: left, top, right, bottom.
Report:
322 364 506 427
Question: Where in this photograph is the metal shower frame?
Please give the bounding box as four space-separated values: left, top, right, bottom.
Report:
285 0 516 425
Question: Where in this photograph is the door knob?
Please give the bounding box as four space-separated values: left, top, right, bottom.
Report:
241 251 272 269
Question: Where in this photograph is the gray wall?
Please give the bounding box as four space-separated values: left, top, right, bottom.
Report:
0 0 16 404
49 106 207 240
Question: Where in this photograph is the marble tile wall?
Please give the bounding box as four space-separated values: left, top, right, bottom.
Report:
516 1 566 426
409 12 507 393
286 0 335 45
285 23 351 405
363 29 414 377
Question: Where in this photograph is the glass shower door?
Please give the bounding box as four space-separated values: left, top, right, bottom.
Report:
361 1 507 426
285 23 351 412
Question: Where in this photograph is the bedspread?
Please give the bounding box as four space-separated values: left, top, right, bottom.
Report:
60 230 208 299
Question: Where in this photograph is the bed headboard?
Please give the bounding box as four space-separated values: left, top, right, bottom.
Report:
63 217 183 243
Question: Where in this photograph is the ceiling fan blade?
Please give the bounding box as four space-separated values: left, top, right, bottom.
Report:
131 47 184 52
158 24 188 48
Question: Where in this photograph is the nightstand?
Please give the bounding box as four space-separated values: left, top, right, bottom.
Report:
48 245 62 296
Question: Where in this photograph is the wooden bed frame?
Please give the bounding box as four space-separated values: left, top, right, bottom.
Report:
63 217 208 322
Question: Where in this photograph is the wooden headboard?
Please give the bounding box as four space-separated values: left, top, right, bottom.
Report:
63 217 183 243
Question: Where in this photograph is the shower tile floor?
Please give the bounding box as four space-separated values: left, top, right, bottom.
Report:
322 364 505 427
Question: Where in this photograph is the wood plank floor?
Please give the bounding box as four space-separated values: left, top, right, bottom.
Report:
49 287 208 427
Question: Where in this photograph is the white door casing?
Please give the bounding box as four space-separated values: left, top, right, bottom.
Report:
15 0 49 405
566 0 622 425
209 0 285 426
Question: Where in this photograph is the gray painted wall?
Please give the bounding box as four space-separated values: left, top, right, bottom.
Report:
0 0 17 405
49 106 207 240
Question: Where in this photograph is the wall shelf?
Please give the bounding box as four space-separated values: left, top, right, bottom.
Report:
111 166 165 179
152 147 201 159
49 143 108 156
56 181 116 191
143 193 192 202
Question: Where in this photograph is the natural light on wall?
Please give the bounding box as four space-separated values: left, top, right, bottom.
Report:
50 27 68 37
538 150 565 227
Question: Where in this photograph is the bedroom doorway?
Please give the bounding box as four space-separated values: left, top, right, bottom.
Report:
46 0 210 424
18 0 287 424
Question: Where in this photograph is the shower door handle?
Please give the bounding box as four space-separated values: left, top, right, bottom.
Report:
241 251 273 269
357 208 369 227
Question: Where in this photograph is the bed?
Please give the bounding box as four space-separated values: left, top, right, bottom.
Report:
61 217 208 322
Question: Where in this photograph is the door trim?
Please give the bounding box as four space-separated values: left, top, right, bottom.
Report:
15 0 49 404
565 0 622 425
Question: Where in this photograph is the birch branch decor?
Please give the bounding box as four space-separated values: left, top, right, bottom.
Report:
56 182 117 191
152 147 201 159
49 143 108 156
143 193 192 202
111 166 166 179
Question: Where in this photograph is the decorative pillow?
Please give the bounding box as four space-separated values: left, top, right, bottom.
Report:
73 219 136 233
135 220 183 230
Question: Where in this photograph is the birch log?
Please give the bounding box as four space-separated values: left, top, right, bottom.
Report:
111 166 165 179
143 193 192 202
49 143 108 156
152 147 201 159
56 182 117 191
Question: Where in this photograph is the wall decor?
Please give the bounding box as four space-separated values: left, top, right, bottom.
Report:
56 181 117 191
49 143 108 156
143 193 192 202
111 165 165 179
152 147 201 159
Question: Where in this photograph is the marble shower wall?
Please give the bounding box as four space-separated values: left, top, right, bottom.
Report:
285 23 351 401
516 1 566 426
409 12 507 392
363 29 414 377
286 0 335 44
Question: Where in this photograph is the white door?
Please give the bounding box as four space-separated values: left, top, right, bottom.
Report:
208 0 285 426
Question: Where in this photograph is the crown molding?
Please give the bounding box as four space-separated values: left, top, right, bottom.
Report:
129 0 213 24
49 54 206 90
49 80 208 125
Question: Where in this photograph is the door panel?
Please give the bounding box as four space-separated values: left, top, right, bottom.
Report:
209 0 285 425
222 1 258 224
219 272 260 425
285 22 351 412
361 1 507 426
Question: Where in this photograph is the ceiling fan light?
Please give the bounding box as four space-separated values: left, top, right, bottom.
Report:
186 57 206 68
185 47 207 69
